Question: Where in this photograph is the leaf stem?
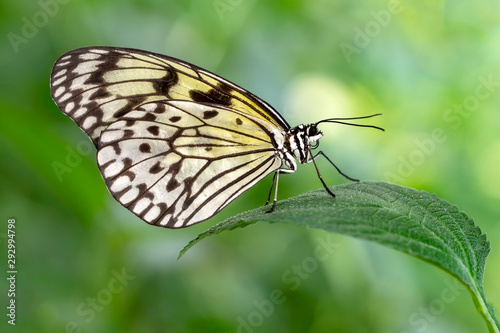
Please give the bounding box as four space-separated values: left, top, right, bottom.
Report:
469 282 500 333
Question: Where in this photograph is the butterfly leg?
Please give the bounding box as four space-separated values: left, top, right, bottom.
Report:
265 170 280 213
265 168 294 213
308 150 360 198
314 151 359 182
265 171 278 206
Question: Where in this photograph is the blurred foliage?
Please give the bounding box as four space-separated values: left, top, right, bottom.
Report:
1 0 499 332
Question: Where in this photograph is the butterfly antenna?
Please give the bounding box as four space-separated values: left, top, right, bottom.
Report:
316 113 385 131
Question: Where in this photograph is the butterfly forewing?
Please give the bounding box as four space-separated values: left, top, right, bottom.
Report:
97 100 282 228
50 47 289 147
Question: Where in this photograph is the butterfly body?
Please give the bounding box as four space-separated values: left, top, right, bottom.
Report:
50 47 381 228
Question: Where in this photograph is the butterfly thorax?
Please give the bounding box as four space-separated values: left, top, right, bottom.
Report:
279 124 323 170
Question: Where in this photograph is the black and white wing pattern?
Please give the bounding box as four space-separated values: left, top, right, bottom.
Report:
50 47 289 146
97 100 283 228
50 47 289 228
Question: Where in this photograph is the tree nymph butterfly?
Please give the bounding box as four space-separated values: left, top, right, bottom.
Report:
50 47 383 228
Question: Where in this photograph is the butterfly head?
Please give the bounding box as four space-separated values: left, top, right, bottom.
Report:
305 124 323 146
286 124 323 164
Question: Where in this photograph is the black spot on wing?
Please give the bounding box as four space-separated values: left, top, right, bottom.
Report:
139 143 151 153
149 161 164 174
166 178 181 192
169 116 181 123
141 113 157 122
136 183 148 195
122 157 133 169
157 202 167 213
123 129 134 138
168 160 182 174
147 125 160 136
236 118 243 125
203 110 218 119
152 103 167 114
189 88 232 106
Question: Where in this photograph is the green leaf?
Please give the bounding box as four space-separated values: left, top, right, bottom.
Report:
179 181 499 332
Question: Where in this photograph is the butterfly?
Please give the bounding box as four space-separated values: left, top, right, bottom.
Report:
50 47 383 229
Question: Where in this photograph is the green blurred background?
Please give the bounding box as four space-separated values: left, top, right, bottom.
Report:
1 0 499 332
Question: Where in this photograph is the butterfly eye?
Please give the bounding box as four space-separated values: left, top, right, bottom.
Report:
308 125 318 136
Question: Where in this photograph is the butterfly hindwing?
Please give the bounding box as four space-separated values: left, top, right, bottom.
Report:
50 47 289 147
97 100 282 228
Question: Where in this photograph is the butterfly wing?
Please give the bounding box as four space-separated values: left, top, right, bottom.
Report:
50 46 290 147
50 47 291 228
97 100 282 228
